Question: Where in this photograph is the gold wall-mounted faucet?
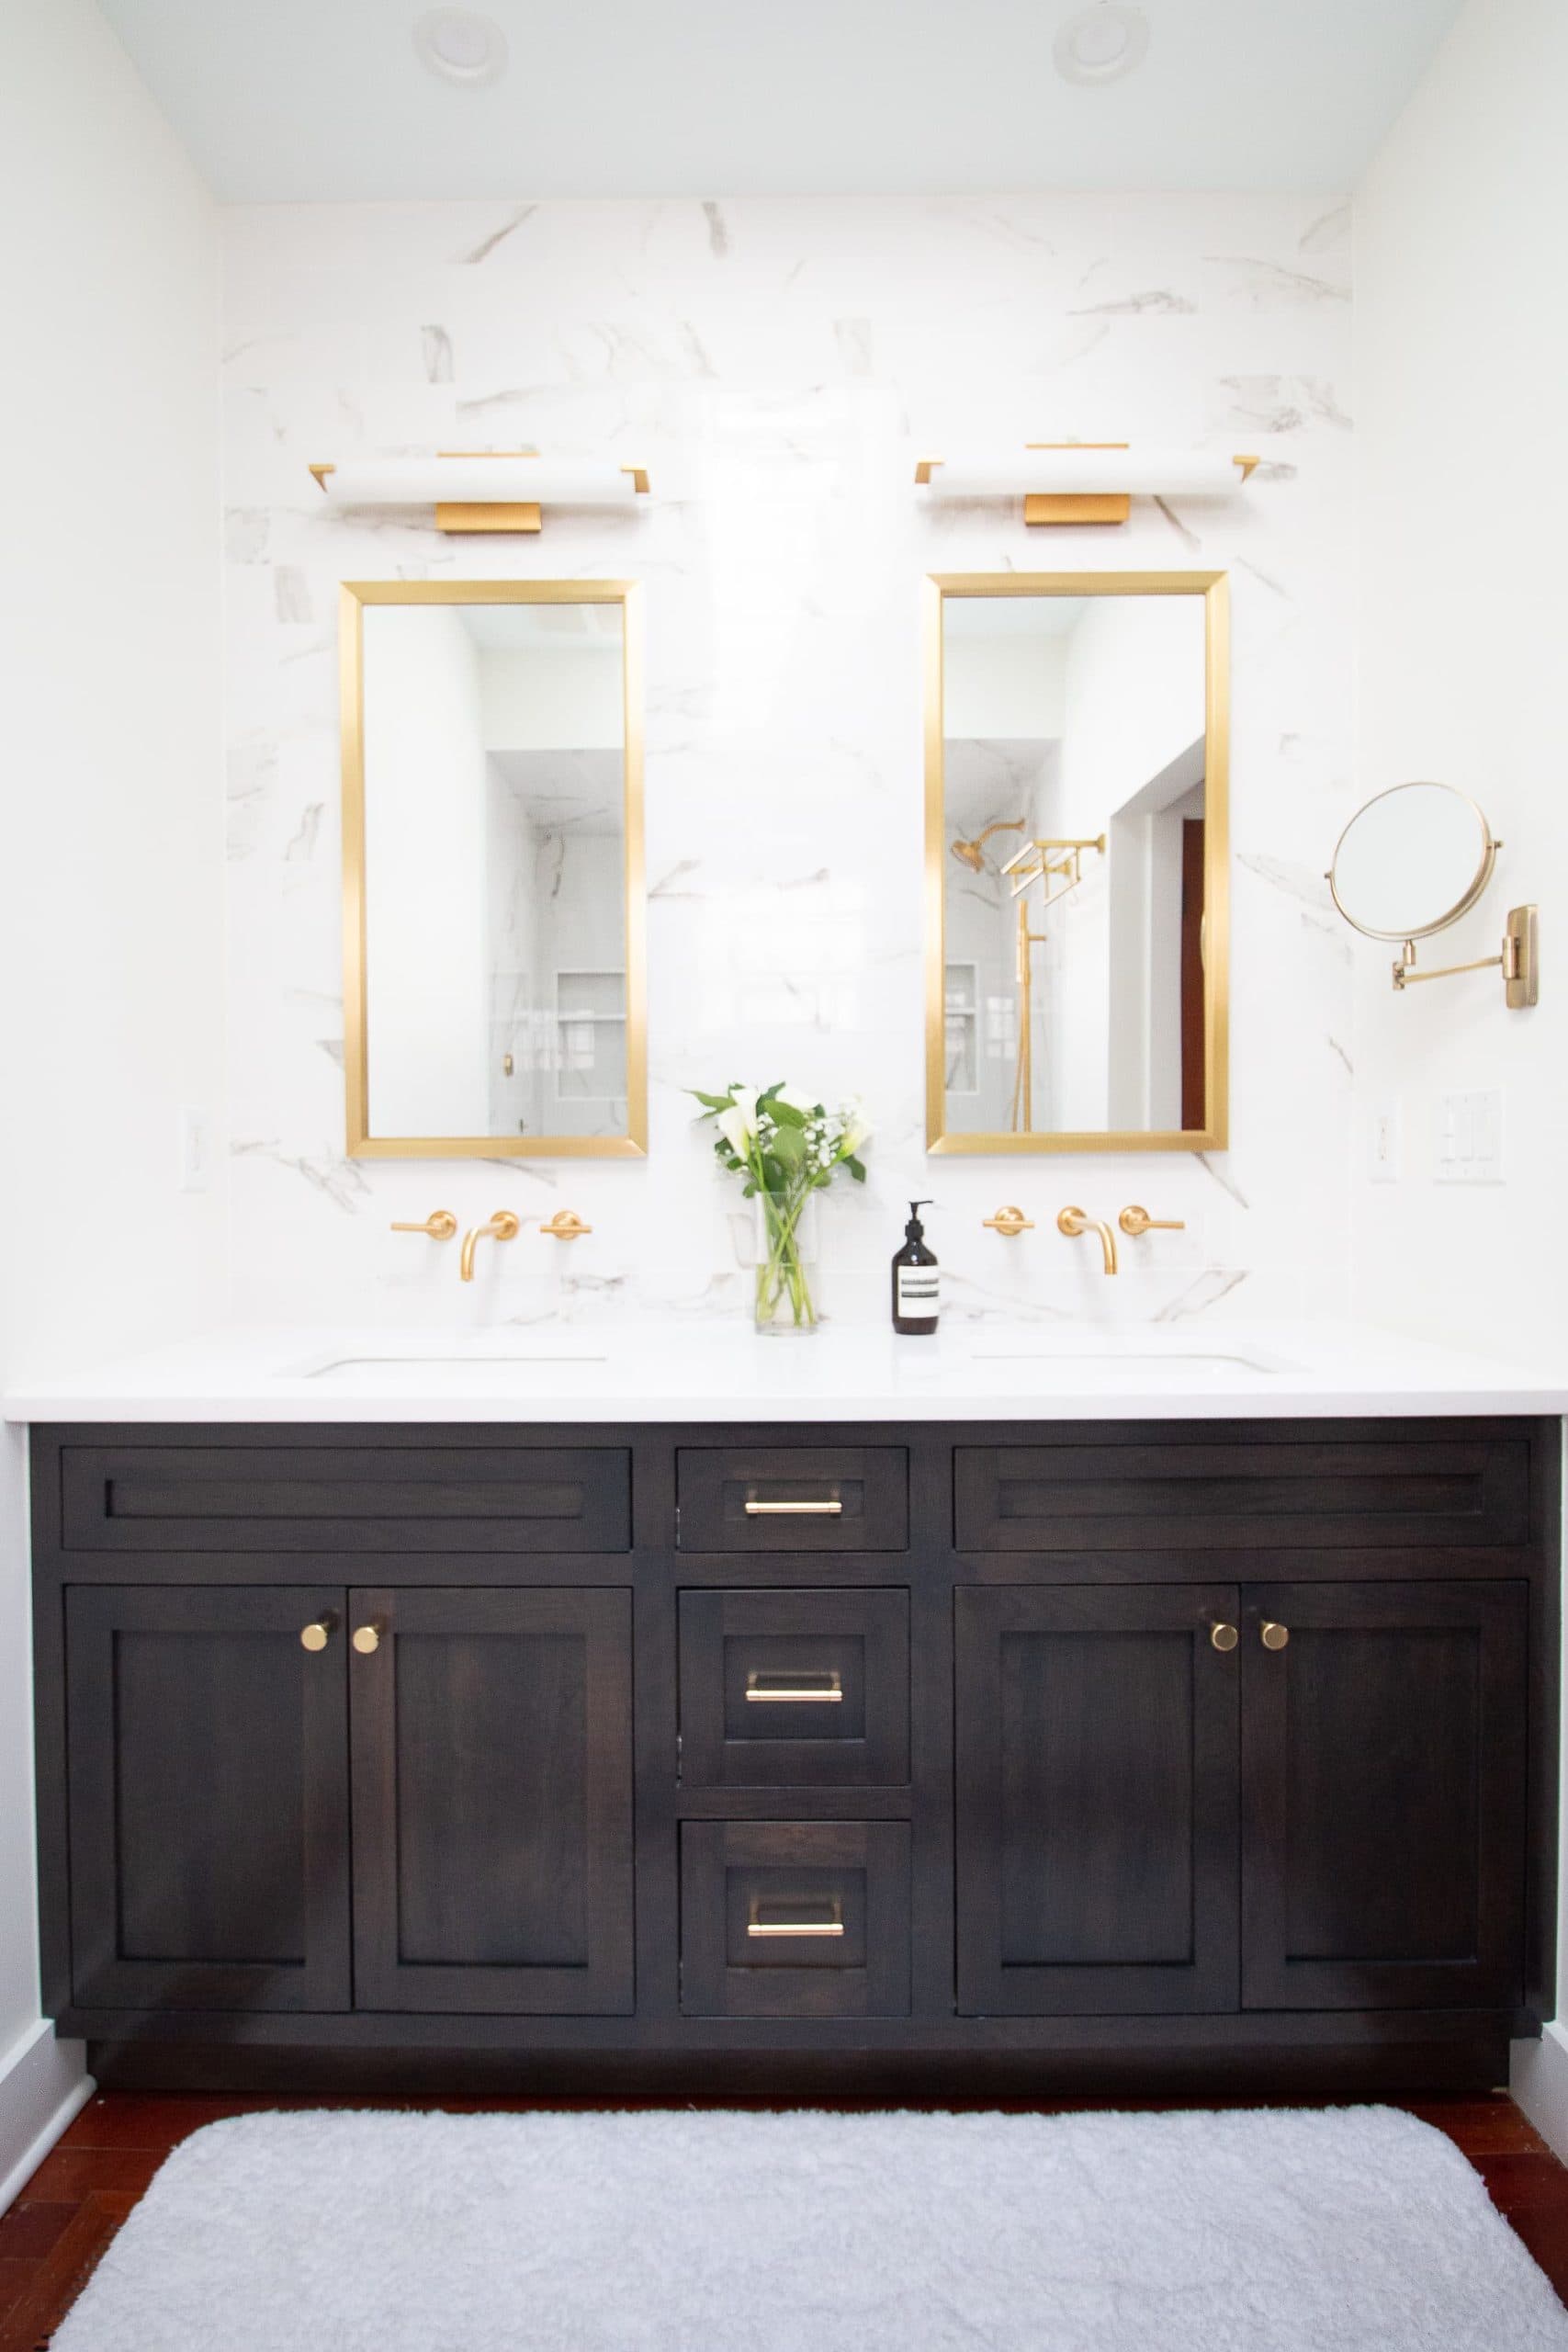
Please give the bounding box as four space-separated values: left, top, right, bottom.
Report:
540 1209 592 1241
983 1205 1035 1238
1057 1206 1119 1276
390 1209 457 1240
1118 1205 1186 1238
459 1209 520 1282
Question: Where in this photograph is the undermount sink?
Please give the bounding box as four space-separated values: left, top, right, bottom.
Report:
968 1347 1288 1374
294 1347 608 1379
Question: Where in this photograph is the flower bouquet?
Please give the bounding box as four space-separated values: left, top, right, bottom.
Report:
694 1082 872 1334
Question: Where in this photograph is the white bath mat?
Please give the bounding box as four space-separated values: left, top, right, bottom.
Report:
51 2104 1568 2352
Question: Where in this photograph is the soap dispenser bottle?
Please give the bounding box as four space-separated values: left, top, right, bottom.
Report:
892 1200 940 1336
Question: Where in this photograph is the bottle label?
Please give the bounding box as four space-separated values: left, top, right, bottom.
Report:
897 1265 940 1318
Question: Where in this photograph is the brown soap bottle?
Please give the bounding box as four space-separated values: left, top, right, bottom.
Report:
892 1200 940 1336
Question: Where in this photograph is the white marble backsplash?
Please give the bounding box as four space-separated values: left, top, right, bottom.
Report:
221 193 1355 1331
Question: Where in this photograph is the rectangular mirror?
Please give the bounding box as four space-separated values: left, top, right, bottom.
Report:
342 580 645 1158
924 571 1228 1155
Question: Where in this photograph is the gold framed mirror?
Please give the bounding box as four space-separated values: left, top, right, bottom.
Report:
341 579 646 1159
924 571 1229 1155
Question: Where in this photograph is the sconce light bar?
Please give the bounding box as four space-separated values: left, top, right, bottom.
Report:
307 452 651 534
915 445 1258 526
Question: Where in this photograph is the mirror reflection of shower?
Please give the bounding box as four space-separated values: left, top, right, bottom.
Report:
940 588 1209 1141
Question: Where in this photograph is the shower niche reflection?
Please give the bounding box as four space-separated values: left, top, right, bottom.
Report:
343 581 645 1159
927 572 1228 1155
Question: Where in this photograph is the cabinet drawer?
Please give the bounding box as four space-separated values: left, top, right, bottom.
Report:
680 1821 910 2017
954 1438 1529 1552
676 1448 908 1553
679 1589 909 1789
60 1444 631 1553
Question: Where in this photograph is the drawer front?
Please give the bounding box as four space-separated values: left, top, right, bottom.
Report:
955 1439 1529 1553
61 1444 631 1554
677 1448 908 1553
679 1589 909 1789
680 1821 910 2018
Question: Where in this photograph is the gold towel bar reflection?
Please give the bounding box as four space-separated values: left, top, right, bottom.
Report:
748 1902 845 1939
745 1673 843 1704
743 1498 843 1516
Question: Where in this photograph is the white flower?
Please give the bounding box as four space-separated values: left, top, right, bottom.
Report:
841 1103 873 1155
776 1085 817 1114
716 1104 752 1157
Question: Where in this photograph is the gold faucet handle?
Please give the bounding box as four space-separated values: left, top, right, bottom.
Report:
540 1210 592 1241
1118 1205 1186 1238
1056 1206 1089 1238
984 1205 1035 1238
390 1210 457 1240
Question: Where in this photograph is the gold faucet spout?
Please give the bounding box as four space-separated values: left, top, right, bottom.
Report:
1057 1205 1119 1275
459 1209 520 1283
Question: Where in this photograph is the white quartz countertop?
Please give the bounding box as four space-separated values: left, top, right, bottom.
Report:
5 1320 1565 1424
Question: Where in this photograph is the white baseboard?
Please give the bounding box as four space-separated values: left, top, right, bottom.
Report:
0 2018 93 2216
1512 2025 1568 2162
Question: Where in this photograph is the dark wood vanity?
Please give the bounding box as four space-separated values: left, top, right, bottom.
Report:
28 1415 1560 2098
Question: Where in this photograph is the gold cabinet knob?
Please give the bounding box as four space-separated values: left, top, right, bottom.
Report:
352 1621 385 1656
390 1210 457 1240
540 1209 592 1241
984 1205 1035 1238
1260 1621 1290 1651
1210 1622 1239 1653
1119 1205 1186 1238
299 1613 338 1653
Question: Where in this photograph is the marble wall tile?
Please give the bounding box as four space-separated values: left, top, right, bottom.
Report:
221 193 1355 1331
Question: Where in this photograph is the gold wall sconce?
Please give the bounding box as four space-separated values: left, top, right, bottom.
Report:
914 445 1258 526
309 452 651 534
1327 782 1540 1010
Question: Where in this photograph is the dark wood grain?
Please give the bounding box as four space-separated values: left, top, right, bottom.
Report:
350 1586 635 2015
678 1587 910 1788
681 1820 910 2018
1241 1580 1528 2010
955 1585 1240 2015
65 1585 351 2012
676 1446 908 1552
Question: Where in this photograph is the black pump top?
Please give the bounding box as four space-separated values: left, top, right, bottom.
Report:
905 1200 932 1242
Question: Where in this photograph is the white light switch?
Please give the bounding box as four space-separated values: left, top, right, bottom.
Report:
1435 1089 1504 1183
1369 1102 1402 1183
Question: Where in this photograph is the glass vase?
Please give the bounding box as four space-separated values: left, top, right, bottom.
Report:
752 1189 819 1336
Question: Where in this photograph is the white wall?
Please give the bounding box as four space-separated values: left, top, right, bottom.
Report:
0 0 226 2198
222 191 1356 1331
1349 0 1568 2140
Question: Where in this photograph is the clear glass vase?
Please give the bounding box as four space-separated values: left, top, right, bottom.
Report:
752 1189 819 1336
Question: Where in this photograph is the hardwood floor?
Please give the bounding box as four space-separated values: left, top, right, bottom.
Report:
2 2088 1565 2347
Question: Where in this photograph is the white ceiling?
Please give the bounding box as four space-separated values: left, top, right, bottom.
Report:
95 0 1463 206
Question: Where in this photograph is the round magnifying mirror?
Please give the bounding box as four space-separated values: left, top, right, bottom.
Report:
1328 782 1497 944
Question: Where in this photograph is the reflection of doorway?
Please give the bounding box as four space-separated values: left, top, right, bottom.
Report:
1180 819 1205 1129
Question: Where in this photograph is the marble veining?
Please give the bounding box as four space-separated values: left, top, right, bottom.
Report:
220 191 1356 1332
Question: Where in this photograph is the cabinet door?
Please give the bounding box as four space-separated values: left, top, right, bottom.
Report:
66 1585 350 2011
955 1586 1240 2015
1241 1581 1528 2010
350 1587 634 2013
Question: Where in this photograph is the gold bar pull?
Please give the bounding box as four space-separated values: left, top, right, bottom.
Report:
1119 1205 1185 1238
299 1612 339 1653
390 1210 457 1240
1260 1621 1290 1651
743 1498 843 1516
745 1671 843 1704
352 1620 386 1656
747 1899 845 1940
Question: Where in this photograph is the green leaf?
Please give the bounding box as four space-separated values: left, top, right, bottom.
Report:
769 1125 807 1166
691 1089 732 1113
846 1156 867 1182
769 1098 808 1129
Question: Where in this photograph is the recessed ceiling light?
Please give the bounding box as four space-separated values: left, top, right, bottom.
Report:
1053 3 1151 86
412 8 509 87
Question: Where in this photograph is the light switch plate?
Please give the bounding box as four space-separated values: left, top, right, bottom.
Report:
1369 1102 1402 1183
1435 1089 1504 1183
